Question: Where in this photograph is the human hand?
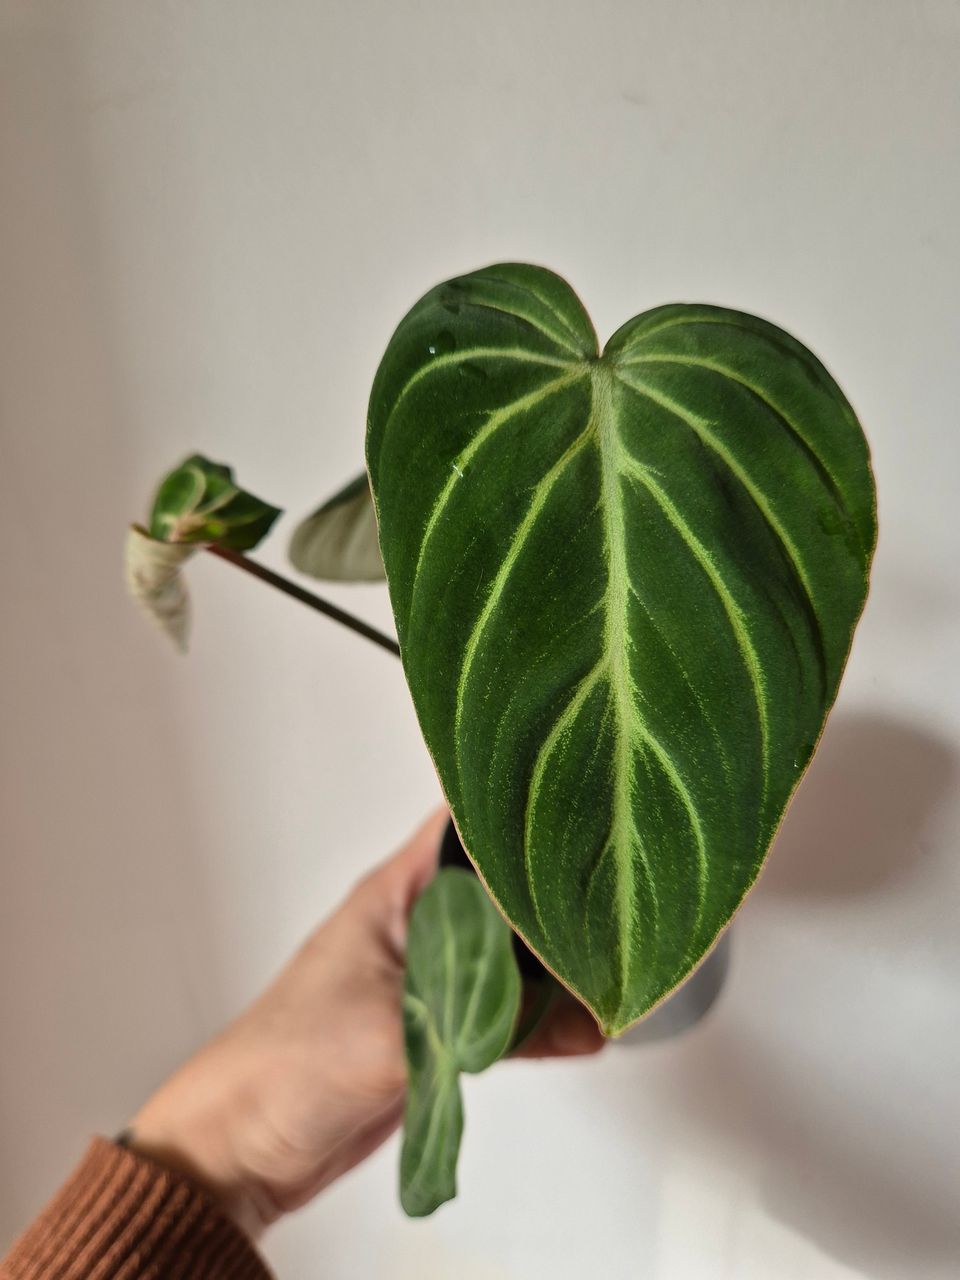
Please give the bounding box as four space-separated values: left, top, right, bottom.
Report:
127 809 605 1238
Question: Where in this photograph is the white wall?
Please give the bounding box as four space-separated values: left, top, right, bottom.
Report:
1 2 958 1276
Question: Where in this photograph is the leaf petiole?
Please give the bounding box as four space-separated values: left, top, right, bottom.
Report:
205 544 401 657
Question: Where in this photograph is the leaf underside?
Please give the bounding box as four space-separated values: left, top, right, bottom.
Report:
368 264 876 1036
288 473 386 581
125 525 197 652
401 868 521 1217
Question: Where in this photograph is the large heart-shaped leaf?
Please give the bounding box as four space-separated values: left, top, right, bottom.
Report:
401 867 521 1217
368 264 876 1036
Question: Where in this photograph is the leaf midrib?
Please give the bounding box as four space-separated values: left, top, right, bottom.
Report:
594 361 645 1006
445 357 722 1026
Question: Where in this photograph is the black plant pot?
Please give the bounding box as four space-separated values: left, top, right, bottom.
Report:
438 817 730 1039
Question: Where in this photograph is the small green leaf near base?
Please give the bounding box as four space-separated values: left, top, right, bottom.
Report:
400 867 522 1217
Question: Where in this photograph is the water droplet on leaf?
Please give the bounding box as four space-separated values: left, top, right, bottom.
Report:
427 330 456 356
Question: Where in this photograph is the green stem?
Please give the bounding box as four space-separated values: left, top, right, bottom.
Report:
206 545 401 657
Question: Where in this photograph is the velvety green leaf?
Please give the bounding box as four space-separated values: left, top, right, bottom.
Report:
400 867 521 1217
368 263 876 1036
148 454 282 551
288 472 385 581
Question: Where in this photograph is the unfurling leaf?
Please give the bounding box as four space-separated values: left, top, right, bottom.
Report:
288 472 385 581
148 454 282 551
128 454 282 650
125 524 197 652
401 867 521 1217
368 263 876 1037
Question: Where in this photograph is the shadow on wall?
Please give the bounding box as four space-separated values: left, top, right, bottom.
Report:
670 1022 960 1280
0 21 227 1244
760 709 955 900
653 710 960 1278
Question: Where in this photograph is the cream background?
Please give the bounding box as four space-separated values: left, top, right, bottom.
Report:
1 2 959 1277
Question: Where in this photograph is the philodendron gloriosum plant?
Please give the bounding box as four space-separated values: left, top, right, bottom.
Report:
126 263 876 1217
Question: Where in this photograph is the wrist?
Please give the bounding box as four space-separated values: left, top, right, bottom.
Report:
126 1071 272 1239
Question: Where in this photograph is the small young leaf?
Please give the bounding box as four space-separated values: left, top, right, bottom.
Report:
148 454 282 551
288 473 385 581
129 455 282 650
400 867 521 1217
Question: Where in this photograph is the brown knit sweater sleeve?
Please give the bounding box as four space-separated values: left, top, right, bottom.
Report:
0 1137 272 1279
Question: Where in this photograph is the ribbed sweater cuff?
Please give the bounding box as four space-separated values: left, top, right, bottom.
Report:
1 1137 272 1279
